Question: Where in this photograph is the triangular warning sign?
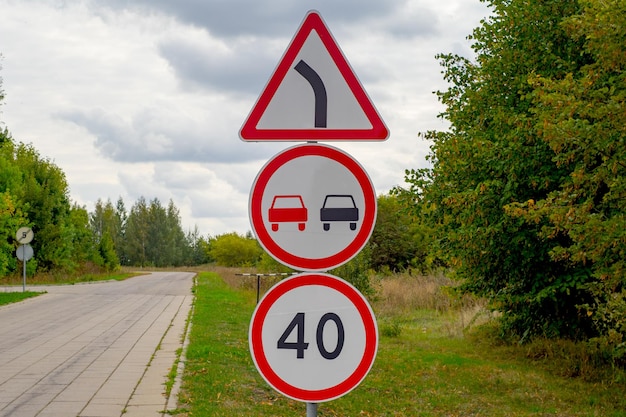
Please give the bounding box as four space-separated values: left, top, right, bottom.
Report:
240 10 389 142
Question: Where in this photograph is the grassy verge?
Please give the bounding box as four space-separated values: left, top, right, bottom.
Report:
176 270 626 416
0 271 141 286
175 271 299 415
0 291 43 306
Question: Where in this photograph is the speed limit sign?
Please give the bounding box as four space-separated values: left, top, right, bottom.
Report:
249 273 378 403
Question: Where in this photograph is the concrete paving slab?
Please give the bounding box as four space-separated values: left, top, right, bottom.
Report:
0 272 194 417
80 402 126 417
36 401 84 417
124 404 164 417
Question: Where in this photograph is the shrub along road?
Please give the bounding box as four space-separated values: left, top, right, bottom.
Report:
0 272 193 417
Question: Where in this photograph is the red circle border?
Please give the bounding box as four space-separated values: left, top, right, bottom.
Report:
249 144 377 271
249 273 378 402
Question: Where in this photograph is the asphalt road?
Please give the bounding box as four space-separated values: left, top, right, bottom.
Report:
0 272 194 417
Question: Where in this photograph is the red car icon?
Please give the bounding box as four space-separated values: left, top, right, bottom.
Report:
268 195 308 232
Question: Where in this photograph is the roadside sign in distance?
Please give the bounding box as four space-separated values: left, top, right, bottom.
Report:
16 244 34 262
16 227 34 245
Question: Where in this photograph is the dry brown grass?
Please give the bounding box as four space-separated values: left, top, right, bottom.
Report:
189 266 491 336
373 272 455 315
119 265 492 336
205 266 288 297
372 271 491 336
1 262 133 286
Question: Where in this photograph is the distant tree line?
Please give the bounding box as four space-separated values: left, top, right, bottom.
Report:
1 124 427 281
204 194 433 295
0 128 211 276
90 197 210 269
0 51 431 281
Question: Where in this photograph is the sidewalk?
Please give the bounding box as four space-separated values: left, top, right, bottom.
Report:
0 272 194 417
124 294 193 417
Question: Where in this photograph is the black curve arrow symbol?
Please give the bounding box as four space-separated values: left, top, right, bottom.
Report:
294 60 327 128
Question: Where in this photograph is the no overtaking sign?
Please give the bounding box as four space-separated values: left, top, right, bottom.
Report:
249 143 376 271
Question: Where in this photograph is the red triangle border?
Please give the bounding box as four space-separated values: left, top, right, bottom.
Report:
240 10 388 141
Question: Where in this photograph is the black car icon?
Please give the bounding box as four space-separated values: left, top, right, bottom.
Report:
320 195 359 231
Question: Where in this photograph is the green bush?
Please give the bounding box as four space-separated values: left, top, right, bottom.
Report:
209 232 264 267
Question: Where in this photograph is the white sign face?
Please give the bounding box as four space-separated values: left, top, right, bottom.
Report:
16 244 34 261
239 10 388 141
249 273 378 403
249 144 376 271
255 26 372 131
16 227 34 245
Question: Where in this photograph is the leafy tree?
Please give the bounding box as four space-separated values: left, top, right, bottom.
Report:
114 197 128 263
0 128 96 275
124 197 149 266
145 198 168 266
97 232 120 271
370 194 432 272
0 130 27 276
209 232 263 267
118 196 192 267
0 192 27 276
330 245 373 296
90 199 121 244
185 225 210 266
68 203 98 266
89 197 128 268
512 0 626 341
11 141 76 271
408 0 599 339
165 199 187 266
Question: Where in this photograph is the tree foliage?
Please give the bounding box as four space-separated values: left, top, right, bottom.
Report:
208 232 263 267
405 0 626 341
117 197 199 268
0 129 92 274
517 0 626 342
0 129 211 276
0 59 213 275
90 198 125 264
370 193 433 272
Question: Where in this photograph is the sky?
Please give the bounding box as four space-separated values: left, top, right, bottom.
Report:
0 0 490 237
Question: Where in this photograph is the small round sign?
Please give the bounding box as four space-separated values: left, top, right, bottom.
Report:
249 273 378 403
249 143 377 271
16 227 34 245
16 244 34 261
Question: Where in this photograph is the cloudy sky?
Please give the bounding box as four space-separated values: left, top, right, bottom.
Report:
0 0 490 236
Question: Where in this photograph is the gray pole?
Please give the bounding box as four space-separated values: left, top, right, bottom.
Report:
306 402 317 417
22 244 26 292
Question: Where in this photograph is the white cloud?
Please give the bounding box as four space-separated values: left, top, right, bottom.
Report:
0 0 490 236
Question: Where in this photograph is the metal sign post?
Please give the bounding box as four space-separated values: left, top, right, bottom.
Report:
22 245 26 292
16 228 34 292
242 10 387 417
235 272 297 304
16 244 34 292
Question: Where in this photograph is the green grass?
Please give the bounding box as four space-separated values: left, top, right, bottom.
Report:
0 271 140 286
0 270 141 307
176 272 626 416
0 291 43 306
